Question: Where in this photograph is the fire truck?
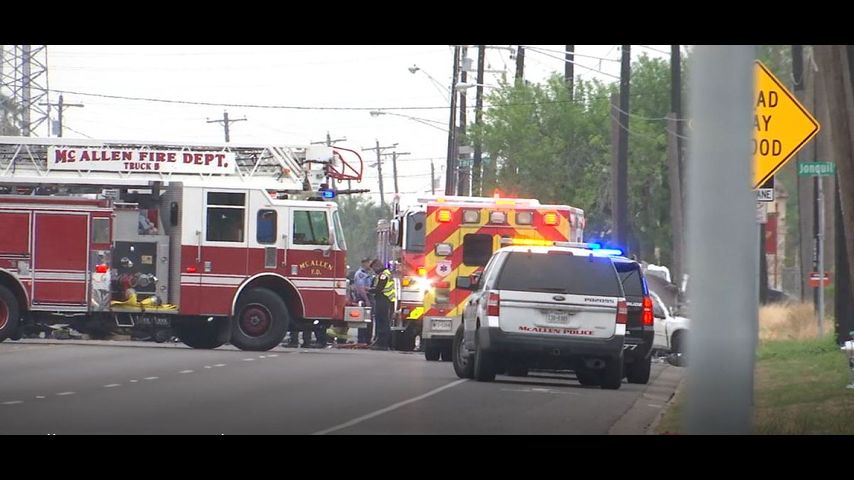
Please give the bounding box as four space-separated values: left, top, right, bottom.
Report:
0 136 367 351
377 194 585 361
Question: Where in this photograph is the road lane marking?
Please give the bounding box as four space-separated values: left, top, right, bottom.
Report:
242 358 255 362
129 379 139 383
204 366 212 369
104 384 121 388
312 379 468 435
144 377 159 381
2 401 23 405
213 363 226 367
179 370 194 374
500 388 580 396
267 354 278 358
35 396 46 399
56 392 75 396
259 355 267 359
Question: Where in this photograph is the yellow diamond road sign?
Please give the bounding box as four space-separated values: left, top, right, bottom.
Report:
753 61 820 189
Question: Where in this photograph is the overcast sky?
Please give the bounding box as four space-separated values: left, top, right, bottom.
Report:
45 45 669 203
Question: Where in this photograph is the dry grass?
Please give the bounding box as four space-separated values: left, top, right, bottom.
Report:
759 302 829 341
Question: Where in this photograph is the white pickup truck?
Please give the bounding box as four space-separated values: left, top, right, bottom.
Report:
650 291 689 364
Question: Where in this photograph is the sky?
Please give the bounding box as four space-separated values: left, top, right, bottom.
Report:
43 45 670 203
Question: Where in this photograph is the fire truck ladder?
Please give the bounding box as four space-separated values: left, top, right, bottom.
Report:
0 136 346 191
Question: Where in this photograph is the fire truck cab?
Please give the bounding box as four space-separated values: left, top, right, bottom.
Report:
0 136 365 351
378 194 585 361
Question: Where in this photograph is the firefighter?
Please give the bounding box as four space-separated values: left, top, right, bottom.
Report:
354 257 375 344
368 259 395 350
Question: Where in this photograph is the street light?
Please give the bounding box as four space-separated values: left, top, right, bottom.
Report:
369 110 448 133
454 82 500 92
408 64 450 102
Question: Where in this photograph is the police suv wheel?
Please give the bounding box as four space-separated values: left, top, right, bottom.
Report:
0 285 20 342
452 326 474 379
600 357 624 390
626 355 652 384
473 331 496 382
231 288 289 352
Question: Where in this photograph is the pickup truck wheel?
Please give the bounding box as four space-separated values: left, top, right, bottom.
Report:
231 288 289 351
670 332 686 366
452 326 474 379
600 358 624 390
473 331 496 382
0 285 21 342
626 355 652 384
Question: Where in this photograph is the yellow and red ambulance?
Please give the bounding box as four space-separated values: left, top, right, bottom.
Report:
378 194 585 361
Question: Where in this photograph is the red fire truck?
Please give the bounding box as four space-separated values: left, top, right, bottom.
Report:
377 194 585 360
0 136 366 351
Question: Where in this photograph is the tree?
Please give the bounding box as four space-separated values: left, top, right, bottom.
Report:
0 94 21 135
336 195 390 270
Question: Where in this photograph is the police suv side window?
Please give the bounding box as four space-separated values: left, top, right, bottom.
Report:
206 192 246 242
293 210 331 245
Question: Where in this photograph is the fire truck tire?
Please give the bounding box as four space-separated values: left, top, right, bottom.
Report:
424 341 441 361
0 285 20 342
176 317 231 349
231 288 289 351
452 326 474 379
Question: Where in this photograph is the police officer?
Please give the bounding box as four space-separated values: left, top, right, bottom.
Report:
368 259 395 350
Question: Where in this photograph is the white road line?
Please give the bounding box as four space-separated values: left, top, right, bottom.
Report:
213 363 226 367
129 379 139 383
259 355 267 359
242 358 255 362
2 401 23 405
312 379 467 435
56 392 75 396
267 354 279 358
647 403 663 408
204 365 212 369
35 396 46 399
104 384 121 388
144 376 159 381
179 370 194 374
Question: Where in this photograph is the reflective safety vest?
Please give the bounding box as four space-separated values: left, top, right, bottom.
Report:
374 268 396 303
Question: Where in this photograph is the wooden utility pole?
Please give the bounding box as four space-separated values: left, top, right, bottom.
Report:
565 45 575 99
667 113 684 285
206 111 246 143
472 45 485 196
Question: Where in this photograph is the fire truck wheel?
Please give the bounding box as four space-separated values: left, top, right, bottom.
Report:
0 285 21 342
176 317 231 349
231 288 289 351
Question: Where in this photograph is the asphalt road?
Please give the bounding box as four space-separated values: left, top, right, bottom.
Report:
0 340 683 435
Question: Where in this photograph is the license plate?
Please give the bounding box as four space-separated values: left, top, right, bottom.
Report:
432 319 452 331
547 311 571 325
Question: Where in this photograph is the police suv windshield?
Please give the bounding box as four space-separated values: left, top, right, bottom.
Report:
495 251 623 297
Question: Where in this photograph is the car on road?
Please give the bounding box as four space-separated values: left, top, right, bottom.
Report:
611 256 656 384
650 291 689 365
451 240 628 389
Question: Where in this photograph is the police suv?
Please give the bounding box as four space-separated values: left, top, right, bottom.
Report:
452 239 629 389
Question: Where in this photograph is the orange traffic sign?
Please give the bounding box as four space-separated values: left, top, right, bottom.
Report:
753 61 820 189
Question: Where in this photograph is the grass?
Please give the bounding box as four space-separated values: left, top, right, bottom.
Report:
655 303 854 434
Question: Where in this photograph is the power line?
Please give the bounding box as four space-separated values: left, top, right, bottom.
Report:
62 125 93 138
519 45 621 63
523 47 621 80
637 45 671 56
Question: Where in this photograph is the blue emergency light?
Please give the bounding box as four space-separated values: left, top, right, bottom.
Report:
320 189 336 199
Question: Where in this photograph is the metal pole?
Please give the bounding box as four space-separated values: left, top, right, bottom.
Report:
445 46 460 195
818 175 825 336
684 45 756 435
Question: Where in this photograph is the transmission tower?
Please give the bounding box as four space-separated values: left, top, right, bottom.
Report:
0 45 50 136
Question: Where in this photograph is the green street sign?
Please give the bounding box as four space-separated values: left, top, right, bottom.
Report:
798 162 835 176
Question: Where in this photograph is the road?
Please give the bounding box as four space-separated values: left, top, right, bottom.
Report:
0 340 683 434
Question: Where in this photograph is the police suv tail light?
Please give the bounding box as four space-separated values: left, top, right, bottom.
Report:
616 300 628 325
487 291 500 317
642 296 654 326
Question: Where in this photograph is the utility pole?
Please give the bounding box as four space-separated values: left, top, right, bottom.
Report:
670 45 684 284
381 150 410 194
473 45 486 197
206 110 246 143
39 94 84 137
431 161 436 194
515 46 525 83
565 45 575 99
458 46 470 197
684 45 756 435
364 141 398 207
793 45 814 301
445 46 461 195
614 45 631 251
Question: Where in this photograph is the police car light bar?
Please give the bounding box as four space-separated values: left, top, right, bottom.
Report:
499 238 623 256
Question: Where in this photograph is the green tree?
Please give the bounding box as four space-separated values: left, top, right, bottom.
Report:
0 94 21 135
336 195 390 270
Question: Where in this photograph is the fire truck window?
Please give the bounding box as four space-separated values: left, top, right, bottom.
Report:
92 218 110 244
206 192 246 243
293 210 330 245
257 210 277 244
405 212 426 253
463 233 493 267
332 210 347 250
